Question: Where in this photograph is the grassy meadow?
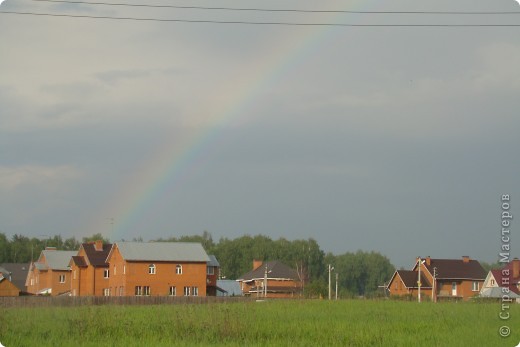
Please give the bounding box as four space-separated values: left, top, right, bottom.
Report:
0 299 519 346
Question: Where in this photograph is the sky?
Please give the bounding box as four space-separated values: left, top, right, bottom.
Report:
0 0 519 268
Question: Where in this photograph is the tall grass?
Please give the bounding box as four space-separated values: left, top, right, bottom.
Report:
0 300 518 346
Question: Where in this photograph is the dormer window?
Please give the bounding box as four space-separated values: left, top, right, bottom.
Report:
148 264 156 275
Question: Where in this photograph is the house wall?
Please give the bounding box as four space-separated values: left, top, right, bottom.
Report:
50 270 71 296
436 280 482 300
206 266 219 296
388 274 411 297
26 268 52 295
240 278 301 298
0 279 20 296
107 245 208 297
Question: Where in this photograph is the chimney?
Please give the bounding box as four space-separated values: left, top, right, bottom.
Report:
512 258 520 279
426 256 431 266
253 259 263 271
94 240 103 251
462 256 470 263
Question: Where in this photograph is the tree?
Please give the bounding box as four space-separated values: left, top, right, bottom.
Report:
82 233 110 244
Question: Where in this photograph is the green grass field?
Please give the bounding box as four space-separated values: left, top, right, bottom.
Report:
0 299 519 346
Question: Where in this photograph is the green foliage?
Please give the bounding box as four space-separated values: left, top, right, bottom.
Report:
325 250 395 296
82 233 110 245
0 300 518 346
0 230 393 297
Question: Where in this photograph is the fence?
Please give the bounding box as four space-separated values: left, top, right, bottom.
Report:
0 295 253 308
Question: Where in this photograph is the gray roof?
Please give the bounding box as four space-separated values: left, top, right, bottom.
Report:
207 255 220 267
41 250 76 271
0 263 30 290
480 287 520 299
115 242 210 262
237 261 300 282
217 280 243 296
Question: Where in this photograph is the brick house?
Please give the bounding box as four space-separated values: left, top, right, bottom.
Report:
480 258 520 302
0 266 21 296
69 240 113 296
237 260 302 298
106 242 211 297
206 255 220 296
0 263 30 294
25 248 77 296
388 256 486 301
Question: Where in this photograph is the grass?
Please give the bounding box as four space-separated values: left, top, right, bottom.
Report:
0 299 519 346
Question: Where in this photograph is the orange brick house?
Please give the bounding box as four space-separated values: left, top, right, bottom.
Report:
69 241 113 296
237 260 302 298
0 266 21 296
387 256 486 301
206 255 220 296
25 248 77 296
106 242 211 297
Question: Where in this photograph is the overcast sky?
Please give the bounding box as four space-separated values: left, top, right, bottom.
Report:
1 0 519 268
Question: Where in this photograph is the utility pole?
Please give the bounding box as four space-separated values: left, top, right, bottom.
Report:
328 264 334 300
264 265 268 298
432 267 437 303
417 257 425 303
335 273 338 300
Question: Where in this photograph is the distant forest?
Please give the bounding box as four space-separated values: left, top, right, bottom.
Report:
0 231 501 297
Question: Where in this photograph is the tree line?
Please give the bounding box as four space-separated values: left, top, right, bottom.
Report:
0 231 394 297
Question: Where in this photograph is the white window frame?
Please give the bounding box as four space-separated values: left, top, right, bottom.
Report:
169 286 176 296
143 286 151 296
149 264 156 275
207 266 214 275
472 281 479 292
183 286 190 296
104 288 110 297
104 269 110 279
135 286 143 296
59 275 66 283
176 265 183 275
192 286 198 296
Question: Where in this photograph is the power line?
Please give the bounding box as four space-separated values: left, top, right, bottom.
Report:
2 11 519 26
25 0 520 15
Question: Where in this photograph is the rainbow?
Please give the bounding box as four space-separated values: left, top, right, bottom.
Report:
94 1 375 241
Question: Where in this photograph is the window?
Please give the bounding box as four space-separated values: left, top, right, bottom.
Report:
30 279 34 286
183 286 190 296
114 265 116 276
149 264 156 275
73 270 76 280
176 265 183 275
490 279 495 286
135 286 150 296
169 286 176 296
472 281 480 292
119 287 124 296
104 269 110 278
59 275 66 283
207 266 214 275
123 265 126 274
104 288 110 296
192 286 199 296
